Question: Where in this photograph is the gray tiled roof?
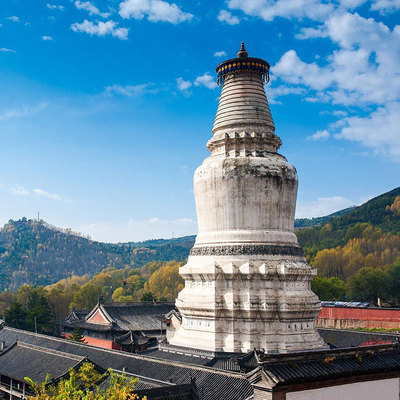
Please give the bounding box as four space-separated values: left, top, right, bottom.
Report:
318 328 400 348
0 327 253 400
103 302 175 331
0 342 85 382
259 343 400 386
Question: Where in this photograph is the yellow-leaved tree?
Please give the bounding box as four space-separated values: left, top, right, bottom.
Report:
26 362 146 400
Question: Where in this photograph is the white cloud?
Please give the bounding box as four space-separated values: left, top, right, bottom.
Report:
296 196 355 218
78 217 197 243
119 0 193 24
371 0 400 14
307 129 330 141
71 20 128 40
11 186 31 196
7 16 20 22
46 3 64 10
194 73 217 89
334 102 400 159
0 48 16 53
214 50 227 58
266 84 306 104
227 0 333 22
270 11 400 160
74 1 111 18
217 10 240 25
295 25 327 40
33 188 62 201
176 77 192 91
42 36 54 41
0 103 47 121
104 83 151 96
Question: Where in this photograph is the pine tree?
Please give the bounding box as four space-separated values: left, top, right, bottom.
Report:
69 327 86 343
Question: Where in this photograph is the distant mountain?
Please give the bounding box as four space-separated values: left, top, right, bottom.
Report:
294 206 357 229
1 186 399 292
297 186 400 255
0 219 194 291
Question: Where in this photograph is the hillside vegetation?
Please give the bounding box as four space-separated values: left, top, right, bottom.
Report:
0 219 193 291
1 186 400 333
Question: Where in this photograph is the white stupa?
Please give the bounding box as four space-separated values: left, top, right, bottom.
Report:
169 43 325 353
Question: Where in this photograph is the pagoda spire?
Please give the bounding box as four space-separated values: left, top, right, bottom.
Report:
237 41 248 58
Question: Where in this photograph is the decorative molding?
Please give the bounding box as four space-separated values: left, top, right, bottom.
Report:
190 244 304 257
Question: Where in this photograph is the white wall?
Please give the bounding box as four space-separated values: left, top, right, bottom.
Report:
287 378 399 400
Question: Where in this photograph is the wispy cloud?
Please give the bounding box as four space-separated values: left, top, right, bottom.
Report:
11 186 31 196
0 103 48 122
0 48 16 53
214 50 227 58
33 188 62 201
119 0 193 24
42 36 54 41
176 77 192 91
194 73 217 89
217 10 240 25
71 20 128 40
307 129 330 141
104 83 153 97
74 1 111 18
7 16 20 22
46 3 64 10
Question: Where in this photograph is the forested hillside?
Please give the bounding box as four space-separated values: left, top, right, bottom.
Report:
1 186 399 317
299 187 400 304
0 219 194 291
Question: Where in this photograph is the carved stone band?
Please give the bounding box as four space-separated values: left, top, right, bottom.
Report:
190 244 304 257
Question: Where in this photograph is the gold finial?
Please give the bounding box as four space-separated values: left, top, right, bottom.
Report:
237 42 248 58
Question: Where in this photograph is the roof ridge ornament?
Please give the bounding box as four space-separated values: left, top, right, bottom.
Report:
237 42 248 58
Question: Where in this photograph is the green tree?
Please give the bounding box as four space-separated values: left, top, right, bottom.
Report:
4 300 28 330
311 276 347 301
348 267 388 304
26 362 143 400
26 290 54 333
69 327 86 343
72 283 103 310
386 258 400 305
140 292 156 302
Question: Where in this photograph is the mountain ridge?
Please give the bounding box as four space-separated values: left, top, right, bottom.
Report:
1 186 399 291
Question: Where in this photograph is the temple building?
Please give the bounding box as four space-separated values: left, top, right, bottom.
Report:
169 43 324 353
59 299 174 352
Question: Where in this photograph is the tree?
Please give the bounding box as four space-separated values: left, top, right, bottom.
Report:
148 261 184 301
348 267 388 304
69 327 86 343
26 362 143 400
311 276 347 301
4 300 28 330
140 292 156 302
386 258 400 305
72 283 103 310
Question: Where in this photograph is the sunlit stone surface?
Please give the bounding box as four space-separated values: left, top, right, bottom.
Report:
169 43 325 353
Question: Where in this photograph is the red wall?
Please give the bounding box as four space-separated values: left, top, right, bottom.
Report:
62 333 122 350
318 307 400 329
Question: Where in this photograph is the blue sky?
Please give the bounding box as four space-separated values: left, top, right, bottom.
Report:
0 0 399 242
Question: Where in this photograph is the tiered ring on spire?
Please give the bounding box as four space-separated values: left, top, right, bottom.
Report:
216 42 270 86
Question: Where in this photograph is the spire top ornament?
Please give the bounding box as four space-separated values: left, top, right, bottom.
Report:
237 41 248 58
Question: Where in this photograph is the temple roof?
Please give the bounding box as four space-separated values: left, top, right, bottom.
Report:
257 343 400 387
0 326 253 400
61 301 175 333
0 341 89 382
